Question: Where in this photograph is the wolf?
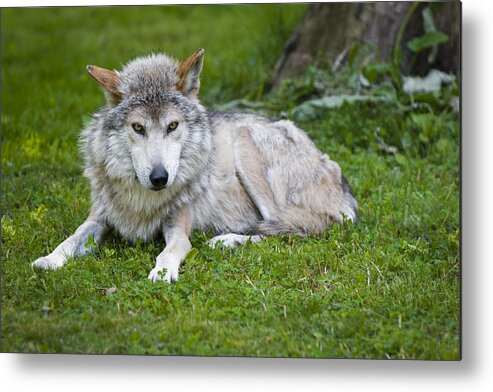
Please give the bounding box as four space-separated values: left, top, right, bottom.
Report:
32 48 357 283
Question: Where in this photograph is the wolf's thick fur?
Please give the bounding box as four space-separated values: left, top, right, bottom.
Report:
33 49 357 283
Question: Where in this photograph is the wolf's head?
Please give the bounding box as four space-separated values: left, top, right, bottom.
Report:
86 49 211 191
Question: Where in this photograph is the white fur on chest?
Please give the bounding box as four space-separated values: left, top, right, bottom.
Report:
99 180 176 242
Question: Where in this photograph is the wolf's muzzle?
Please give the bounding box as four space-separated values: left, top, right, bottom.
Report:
150 165 168 191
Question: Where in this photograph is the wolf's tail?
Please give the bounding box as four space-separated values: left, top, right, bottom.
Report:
252 175 357 237
252 209 337 237
341 174 358 222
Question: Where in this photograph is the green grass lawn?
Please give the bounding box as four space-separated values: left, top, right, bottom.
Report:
1 5 460 359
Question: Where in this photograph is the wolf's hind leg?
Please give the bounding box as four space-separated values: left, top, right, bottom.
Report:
208 233 263 249
234 127 278 221
32 212 107 270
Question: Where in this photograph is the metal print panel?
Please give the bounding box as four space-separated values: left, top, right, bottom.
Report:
1 1 460 359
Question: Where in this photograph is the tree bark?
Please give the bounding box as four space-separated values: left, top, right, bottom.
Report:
271 2 460 89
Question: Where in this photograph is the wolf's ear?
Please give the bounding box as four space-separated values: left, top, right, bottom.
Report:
86 65 123 104
177 48 205 99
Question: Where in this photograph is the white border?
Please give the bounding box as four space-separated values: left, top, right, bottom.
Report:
2 0 492 391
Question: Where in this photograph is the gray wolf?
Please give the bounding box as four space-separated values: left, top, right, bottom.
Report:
33 49 358 283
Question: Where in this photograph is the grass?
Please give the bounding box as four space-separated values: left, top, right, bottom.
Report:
1 5 460 359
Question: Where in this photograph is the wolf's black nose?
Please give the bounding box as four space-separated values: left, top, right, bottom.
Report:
149 165 168 190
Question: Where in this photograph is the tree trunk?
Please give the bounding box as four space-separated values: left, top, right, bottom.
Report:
271 2 460 89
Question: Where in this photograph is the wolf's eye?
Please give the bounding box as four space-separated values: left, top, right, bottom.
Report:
167 121 179 133
132 123 145 135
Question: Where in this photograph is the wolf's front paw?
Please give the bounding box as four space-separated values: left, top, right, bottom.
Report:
32 256 65 270
208 234 262 249
208 234 240 249
148 266 178 284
